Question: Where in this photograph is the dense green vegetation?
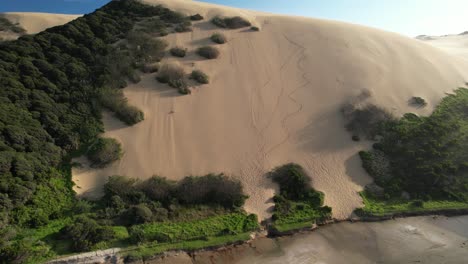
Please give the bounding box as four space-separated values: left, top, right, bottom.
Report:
357 88 468 215
210 33 227 44
87 137 122 168
211 16 251 29
268 164 332 232
0 17 26 34
0 1 225 262
197 46 220 59
191 70 209 84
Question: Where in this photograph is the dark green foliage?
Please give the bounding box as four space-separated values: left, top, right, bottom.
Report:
130 204 153 224
87 138 122 168
176 174 247 208
410 96 427 107
250 26 260 31
210 33 227 44
197 46 220 59
269 164 332 231
60 216 116 252
170 46 187 57
104 174 247 210
142 63 159 73
211 16 251 29
99 88 144 125
342 103 395 139
190 14 204 21
0 17 26 34
137 176 175 204
360 88 468 201
190 70 209 84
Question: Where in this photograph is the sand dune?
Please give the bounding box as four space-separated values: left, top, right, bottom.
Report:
418 33 468 62
0 12 80 40
73 0 468 220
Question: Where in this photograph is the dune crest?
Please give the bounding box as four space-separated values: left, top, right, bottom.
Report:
73 0 468 220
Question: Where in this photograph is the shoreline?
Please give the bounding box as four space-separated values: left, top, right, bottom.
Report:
48 207 468 264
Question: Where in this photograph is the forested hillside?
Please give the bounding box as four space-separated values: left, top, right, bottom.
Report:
0 1 201 261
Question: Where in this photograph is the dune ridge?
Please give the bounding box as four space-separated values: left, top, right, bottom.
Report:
73 0 468 220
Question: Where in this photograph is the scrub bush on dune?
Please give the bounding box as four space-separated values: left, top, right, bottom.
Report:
197 46 220 59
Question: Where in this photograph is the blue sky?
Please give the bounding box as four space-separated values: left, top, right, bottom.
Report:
1 0 467 37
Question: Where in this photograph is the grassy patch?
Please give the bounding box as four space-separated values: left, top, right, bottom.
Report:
123 232 251 261
356 191 468 217
129 212 258 243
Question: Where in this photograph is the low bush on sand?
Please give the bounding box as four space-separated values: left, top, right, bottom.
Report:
211 16 251 29
191 70 209 84
409 96 427 107
342 103 395 139
156 63 185 84
197 46 220 59
251 26 260 31
99 88 144 125
88 137 123 168
190 14 204 21
170 46 187 57
174 21 192 33
210 33 227 44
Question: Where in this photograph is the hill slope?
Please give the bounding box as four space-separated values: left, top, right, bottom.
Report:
0 12 80 40
73 0 468 220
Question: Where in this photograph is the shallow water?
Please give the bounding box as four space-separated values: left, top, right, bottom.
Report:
188 216 468 264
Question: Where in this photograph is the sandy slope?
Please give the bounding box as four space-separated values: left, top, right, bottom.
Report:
0 12 80 40
418 34 468 62
73 0 468 220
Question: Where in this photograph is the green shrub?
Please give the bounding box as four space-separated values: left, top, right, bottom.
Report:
87 138 122 168
197 46 220 59
142 63 160 73
137 176 175 203
170 46 187 57
99 87 144 125
190 14 204 21
410 96 427 107
210 33 227 44
60 216 116 252
178 86 191 95
211 16 251 29
190 70 209 84
176 174 247 208
156 63 185 84
130 204 153 224
174 21 192 32
343 103 395 139
251 26 260 31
